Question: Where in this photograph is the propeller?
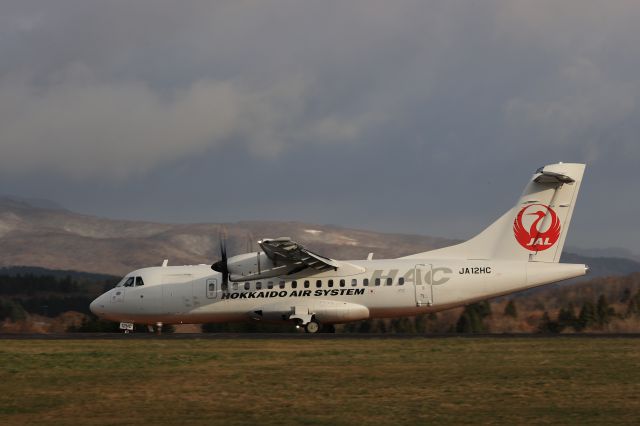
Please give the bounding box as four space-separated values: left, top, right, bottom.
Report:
211 229 229 287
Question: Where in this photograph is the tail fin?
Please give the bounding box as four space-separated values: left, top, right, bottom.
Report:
404 163 585 262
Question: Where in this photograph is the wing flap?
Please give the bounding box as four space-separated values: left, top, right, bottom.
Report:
259 237 340 272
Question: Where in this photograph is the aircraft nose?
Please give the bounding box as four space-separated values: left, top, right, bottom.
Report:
90 296 105 317
89 298 98 315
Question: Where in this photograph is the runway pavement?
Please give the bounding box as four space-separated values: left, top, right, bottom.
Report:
2 333 640 340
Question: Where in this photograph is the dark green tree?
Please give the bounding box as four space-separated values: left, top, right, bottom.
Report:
414 314 427 333
596 294 614 326
477 300 492 318
390 317 416 333
414 313 438 333
626 290 640 317
504 300 518 318
456 302 491 333
538 311 560 333
557 302 578 331
577 301 597 330
68 316 120 332
0 298 27 321
357 320 372 333
456 309 482 333
621 288 631 303
370 319 388 333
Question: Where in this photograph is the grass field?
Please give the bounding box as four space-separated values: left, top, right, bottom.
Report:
1 338 639 425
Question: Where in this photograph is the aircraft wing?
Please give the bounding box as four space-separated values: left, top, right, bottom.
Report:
258 237 340 273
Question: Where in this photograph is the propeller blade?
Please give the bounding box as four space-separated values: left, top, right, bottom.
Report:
211 229 229 287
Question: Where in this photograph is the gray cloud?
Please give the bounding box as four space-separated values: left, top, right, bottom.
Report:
1 1 640 251
0 67 377 179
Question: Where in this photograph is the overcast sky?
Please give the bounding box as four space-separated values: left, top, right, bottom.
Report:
1 1 639 253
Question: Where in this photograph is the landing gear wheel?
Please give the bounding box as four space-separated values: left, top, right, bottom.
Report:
305 320 321 334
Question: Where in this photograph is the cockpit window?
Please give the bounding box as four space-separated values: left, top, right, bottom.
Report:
116 276 134 287
135 277 145 287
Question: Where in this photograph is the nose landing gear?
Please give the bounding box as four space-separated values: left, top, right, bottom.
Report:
119 322 134 333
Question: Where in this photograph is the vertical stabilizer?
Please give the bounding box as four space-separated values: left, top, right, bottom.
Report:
403 163 585 262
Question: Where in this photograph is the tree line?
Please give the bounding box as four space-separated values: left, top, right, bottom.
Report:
0 271 113 321
540 289 640 333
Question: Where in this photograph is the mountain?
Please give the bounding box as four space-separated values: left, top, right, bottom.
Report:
0 197 455 275
0 265 116 282
1 196 639 278
566 246 640 263
560 253 640 279
0 195 66 212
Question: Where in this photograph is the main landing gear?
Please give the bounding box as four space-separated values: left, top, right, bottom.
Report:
289 308 334 333
304 320 320 334
294 318 322 333
297 319 335 333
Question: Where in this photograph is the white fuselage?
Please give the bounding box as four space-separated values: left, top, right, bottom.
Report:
89 162 589 330
90 258 587 325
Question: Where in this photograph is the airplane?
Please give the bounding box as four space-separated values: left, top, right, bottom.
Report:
90 162 588 333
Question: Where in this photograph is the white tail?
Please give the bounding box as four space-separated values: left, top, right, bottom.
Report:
404 163 586 262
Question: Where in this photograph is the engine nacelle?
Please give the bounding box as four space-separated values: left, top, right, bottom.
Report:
227 251 294 281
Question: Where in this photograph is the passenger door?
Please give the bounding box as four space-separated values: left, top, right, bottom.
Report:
414 264 433 307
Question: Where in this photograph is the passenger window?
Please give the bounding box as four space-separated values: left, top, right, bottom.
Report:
244 282 250 290
135 276 144 287
123 277 134 287
340 279 346 287
363 278 369 287
267 281 274 289
386 278 393 286
398 277 404 286
328 280 334 288
256 282 262 290
375 278 381 286
304 280 310 288
316 280 322 288
351 279 357 287
279 281 285 289
292 281 298 289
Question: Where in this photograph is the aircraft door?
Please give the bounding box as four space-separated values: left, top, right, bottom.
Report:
206 278 218 299
414 264 433 307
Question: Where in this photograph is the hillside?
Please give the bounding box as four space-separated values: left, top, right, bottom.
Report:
1 196 639 280
0 197 454 275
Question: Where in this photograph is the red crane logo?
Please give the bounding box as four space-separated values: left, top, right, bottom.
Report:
513 204 561 251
